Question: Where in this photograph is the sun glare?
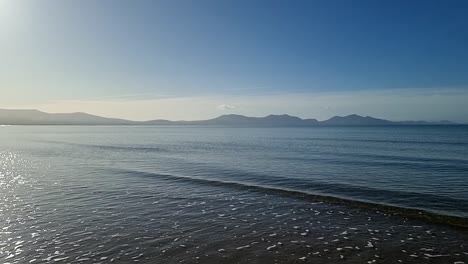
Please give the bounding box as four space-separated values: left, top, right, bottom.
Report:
0 0 15 24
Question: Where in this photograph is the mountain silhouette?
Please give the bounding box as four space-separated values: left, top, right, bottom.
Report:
0 109 459 126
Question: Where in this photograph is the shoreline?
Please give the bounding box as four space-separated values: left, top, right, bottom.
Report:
118 169 468 229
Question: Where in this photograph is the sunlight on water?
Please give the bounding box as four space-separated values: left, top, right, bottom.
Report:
0 126 467 263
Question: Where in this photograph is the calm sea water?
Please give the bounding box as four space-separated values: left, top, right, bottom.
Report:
1 126 467 263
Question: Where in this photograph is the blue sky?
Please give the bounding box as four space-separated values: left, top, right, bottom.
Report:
1 0 468 121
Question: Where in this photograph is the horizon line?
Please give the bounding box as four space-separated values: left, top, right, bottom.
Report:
0 108 464 124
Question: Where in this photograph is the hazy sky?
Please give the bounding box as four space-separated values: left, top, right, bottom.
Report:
1 0 468 121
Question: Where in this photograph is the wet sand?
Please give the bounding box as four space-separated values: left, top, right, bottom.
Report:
136 193 468 264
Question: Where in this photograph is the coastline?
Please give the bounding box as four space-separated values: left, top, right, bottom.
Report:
121 169 468 229
1 126 467 263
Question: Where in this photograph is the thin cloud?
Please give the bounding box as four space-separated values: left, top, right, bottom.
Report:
217 104 236 110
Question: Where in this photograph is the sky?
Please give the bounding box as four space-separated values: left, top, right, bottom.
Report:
1 0 468 121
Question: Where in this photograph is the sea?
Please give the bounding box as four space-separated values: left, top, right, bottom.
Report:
1 125 467 263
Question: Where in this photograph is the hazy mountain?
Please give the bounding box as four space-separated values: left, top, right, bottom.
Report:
0 109 136 125
0 109 460 126
143 114 314 126
320 114 394 126
187 114 318 126
396 120 459 125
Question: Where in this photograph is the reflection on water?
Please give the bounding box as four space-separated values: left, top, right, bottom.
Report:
1 126 467 263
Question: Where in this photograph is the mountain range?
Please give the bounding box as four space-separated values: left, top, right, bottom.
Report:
0 109 460 126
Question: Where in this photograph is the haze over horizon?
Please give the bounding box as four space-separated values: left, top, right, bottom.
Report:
2 0 468 122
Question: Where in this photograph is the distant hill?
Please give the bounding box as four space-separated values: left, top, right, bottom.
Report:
320 114 393 126
0 109 135 125
143 114 318 126
177 114 319 126
0 109 461 126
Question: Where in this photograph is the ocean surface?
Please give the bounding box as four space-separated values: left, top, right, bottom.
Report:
1 125 467 263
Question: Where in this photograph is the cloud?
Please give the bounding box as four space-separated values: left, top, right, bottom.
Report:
217 104 236 110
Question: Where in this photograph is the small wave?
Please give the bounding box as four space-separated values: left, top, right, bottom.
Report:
284 137 468 146
112 168 468 228
278 155 468 172
294 151 468 166
83 144 167 152
39 140 168 153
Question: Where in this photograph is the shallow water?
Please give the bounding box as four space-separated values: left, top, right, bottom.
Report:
0 126 467 263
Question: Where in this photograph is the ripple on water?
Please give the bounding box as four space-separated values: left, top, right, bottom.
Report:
1 127 468 263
